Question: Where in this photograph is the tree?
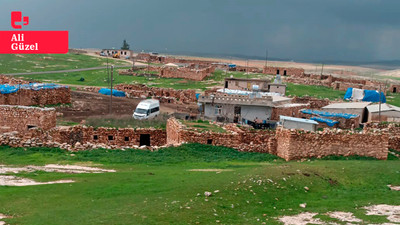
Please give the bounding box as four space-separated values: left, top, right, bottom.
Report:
121 39 130 50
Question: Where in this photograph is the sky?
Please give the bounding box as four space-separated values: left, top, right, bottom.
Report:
1 0 400 63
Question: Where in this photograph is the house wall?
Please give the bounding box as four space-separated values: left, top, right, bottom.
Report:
226 80 269 91
241 105 272 122
263 66 305 76
268 84 286 95
369 111 400 122
0 105 56 134
282 120 316 131
322 108 365 123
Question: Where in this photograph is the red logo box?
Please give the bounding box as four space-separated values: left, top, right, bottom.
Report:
0 31 69 54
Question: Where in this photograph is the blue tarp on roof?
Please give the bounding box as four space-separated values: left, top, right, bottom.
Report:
310 117 339 127
228 64 236 68
344 87 386 103
98 88 126 97
301 109 358 119
0 83 68 94
344 87 353 100
195 93 200 99
362 89 386 103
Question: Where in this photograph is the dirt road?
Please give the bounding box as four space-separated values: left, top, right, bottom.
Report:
58 91 196 122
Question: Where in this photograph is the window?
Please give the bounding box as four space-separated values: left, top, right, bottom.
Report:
93 135 98 140
150 107 159 113
215 105 222 115
108 135 114 141
124 137 129 142
207 139 213 145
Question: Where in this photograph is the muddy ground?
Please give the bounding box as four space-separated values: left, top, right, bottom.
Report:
57 91 197 122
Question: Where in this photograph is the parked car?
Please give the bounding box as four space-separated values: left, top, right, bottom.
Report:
133 99 160 120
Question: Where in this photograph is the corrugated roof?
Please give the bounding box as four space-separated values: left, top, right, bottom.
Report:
366 103 400 113
280 115 318 124
322 102 371 109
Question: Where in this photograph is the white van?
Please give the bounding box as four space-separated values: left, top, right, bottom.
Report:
133 99 160 120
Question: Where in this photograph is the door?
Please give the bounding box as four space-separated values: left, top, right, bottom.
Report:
233 106 241 123
140 134 151 146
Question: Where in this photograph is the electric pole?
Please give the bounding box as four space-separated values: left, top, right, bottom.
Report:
379 83 382 122
109 65 114 114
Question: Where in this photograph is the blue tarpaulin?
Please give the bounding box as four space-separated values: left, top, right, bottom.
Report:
344 87 353 100
362 89 386 103
301 109 358 119
195 93 200 99
344 88 386 103
310 117 339 127
98 88 126 97
0 83 68 94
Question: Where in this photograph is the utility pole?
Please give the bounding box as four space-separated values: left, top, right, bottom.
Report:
265 49 268 68
379 83 382 122
109 65 114 114
320 64 324 76
106 55 109 86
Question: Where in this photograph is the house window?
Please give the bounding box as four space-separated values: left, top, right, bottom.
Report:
108 135 114 141
124 137 129 142
93 135 98 140
215 105 222 115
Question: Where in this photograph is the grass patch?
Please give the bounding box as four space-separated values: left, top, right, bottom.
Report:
0 53 129 74
0 145 398 224
181 119 226 133
16 69 273 90
286 82 346 100
84 114 170 129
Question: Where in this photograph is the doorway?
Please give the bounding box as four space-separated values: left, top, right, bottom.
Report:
140 134 151 146
233 106 241 123
393 87 397 93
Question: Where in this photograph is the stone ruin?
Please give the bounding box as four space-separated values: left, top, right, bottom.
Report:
0 75 71 106
0 106 393 161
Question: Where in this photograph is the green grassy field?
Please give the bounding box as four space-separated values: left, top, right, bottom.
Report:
0 54 129 74
17 69 272 91
0 144 398 225
286 83 346 100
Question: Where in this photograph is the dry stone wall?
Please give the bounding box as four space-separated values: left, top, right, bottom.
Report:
0 105 56 134
0 87 71 106
275 128 388 160
114 84 197 104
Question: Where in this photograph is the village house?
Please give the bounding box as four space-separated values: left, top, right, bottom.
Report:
224 77 287 95
198 92 292 125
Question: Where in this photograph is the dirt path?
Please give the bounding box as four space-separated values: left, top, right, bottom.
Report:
57 90 189 122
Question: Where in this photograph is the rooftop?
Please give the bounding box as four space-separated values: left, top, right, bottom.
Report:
280 115 318 125
322 102 371 109
366 103 400 113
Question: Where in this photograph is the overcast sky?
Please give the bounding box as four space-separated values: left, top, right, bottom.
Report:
1 0 400 63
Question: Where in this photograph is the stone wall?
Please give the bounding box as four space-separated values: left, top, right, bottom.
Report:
50 126 166 149
0 125 167 151
263 66 305 76
270 104 310 121
0 75 32 85
0 87 71 106
389 84 400 93
166 118 277 153
114 84 197 104
166 118 389 160
159 65 215 81
291 96 331 109
0 105 56 134
275 128 388 160
121 64 215 81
